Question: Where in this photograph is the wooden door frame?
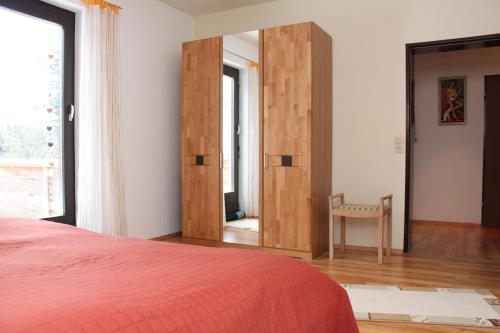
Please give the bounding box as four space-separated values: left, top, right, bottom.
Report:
404 33 500 252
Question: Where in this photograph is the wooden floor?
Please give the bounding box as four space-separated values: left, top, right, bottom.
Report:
170 222 500 333
411 221 500 261
310 253 500 332
223 228 259 246
223 218 259 246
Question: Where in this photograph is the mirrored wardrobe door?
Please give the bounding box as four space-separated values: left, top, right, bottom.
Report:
222 31 260 247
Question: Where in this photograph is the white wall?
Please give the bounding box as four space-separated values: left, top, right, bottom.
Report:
116 0 192 238
412 47 500 224
46 0 192 239
224 34 259 63
193 0 500 249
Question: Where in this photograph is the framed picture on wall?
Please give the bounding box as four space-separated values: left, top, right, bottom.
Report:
438 76 466 125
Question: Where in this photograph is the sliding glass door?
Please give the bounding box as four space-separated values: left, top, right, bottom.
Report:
0 0 75 225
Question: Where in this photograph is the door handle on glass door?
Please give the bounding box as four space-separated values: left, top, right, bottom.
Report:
67 105 75 122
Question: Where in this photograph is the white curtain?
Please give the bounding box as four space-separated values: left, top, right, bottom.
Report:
76 3 126 236
240 65 259 217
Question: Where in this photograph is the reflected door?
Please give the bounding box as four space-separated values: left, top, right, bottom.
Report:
223 65 240 215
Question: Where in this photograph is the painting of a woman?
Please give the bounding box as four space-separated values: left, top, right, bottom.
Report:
439 76 466 125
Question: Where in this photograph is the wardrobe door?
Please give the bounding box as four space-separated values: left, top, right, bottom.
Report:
181 37 222 241
262 23 312 251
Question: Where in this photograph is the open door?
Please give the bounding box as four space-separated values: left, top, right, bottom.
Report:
482 75 500 228
181 37 222 241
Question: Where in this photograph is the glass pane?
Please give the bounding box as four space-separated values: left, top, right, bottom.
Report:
0 7 64 218
223 74 235 193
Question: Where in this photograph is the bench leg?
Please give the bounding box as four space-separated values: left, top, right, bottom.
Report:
377 215 384 264
329 213 334 261
340 216 346 252
386 212 392 257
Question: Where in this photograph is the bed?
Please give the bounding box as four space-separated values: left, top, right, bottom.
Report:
0 218 358 332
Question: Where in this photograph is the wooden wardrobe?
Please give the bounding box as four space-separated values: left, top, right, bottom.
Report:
181 22 332 259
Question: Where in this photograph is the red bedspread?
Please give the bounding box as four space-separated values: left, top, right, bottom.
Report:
0 218 358 333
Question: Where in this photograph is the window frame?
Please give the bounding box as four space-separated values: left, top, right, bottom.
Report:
0 0 76 225
223 64 240 215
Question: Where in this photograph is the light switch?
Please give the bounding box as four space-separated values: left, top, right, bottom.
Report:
394 137 404 154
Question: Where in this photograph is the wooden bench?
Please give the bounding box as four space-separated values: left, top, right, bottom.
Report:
328 193 393 264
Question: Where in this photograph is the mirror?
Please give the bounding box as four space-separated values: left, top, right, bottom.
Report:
222 31 260 246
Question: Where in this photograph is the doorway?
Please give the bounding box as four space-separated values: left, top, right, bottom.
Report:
222 31 260 247
405 34 500 253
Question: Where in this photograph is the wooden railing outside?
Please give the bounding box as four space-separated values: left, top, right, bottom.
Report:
0 159 62 218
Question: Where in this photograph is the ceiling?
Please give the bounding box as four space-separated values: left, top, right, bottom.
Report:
234 30 259 45
159 0 277 17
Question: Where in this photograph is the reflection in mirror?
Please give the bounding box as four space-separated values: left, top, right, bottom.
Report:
222 31 259 246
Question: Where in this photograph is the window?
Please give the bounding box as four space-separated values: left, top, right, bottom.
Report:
0 0 75 225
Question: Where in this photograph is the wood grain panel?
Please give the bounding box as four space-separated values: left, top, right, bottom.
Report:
182 38 221 156
181 37 222 241
262 23 312 156
263 162 312 251
311 23 333 257
262 23 313 251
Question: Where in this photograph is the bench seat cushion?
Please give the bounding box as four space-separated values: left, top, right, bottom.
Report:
334 203 381 212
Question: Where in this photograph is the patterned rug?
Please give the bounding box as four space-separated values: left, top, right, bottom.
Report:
224 218 259 233
343 284 500 328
